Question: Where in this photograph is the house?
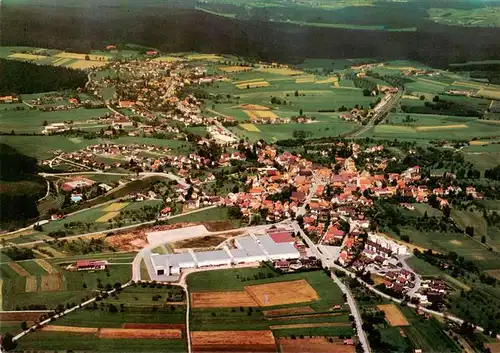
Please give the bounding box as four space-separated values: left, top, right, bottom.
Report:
146 50 158 56
76 260 106 271
344 339 354 346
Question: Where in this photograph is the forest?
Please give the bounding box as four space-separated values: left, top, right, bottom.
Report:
0 59 87 95
1 3 500 68
0 144 42 226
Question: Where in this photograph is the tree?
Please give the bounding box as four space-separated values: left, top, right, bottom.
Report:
84 55 90 61
465 226 474 237
481 235 486 243
1 333 16 350
299 108 303 116
420 95 425 100
21 321 28 330
363 88 371 96
294 90 299 97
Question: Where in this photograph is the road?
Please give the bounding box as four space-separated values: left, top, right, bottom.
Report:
286 220 370 352
296 172 326 217
345 89 403 138
293 219 500 343
331 273 371 353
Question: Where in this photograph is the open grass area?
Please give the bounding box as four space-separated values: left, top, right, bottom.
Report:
1 261 132 311
0 108 110 133
230 119 357 143
16 332 187 352
396 228 500 270
362 117 500 141
13 284 187 351
168 206 240 227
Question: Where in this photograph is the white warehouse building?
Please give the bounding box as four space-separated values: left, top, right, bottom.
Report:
150 232 300 276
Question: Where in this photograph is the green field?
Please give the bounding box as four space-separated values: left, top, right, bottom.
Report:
230 120 357 142
0 108 110 133
400 306 461 353
188 268 351 337
13 284 187 352
362 117 500 141
1 262 132 311
16 333 186 353
397 227 500 270
168 206 240 227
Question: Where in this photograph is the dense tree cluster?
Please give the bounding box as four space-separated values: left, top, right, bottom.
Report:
0 144 41 226
0 59 86 95
484 165 500 181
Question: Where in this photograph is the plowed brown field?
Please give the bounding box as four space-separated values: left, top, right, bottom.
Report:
245 280 319 306
42 325 97 334
0 311 50 322
191 291 258 308
98 328 182 339
8 262 29 276
25 276 38 292
40 274 63 291
377 304 409 326
192 330 276 352
263 307 314 317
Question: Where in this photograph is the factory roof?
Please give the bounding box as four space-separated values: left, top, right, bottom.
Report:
151 252 195 269
256 234 298 255
193 250 231 263
237 236 267 256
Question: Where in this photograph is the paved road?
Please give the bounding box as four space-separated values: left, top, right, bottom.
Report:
286 220 370 352
331 273 371 353
330 262 500 340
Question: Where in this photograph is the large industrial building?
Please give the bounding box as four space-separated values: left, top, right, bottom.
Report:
150 232 300 276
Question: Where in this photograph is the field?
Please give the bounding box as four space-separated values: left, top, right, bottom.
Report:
0 107 111 133
395 227 500 270
191 291 258 308
0 259 133 310
8 53 47 61
220 66 252 73
191 330 276 352
244 109 279 121
245 279 319 306
377 304 409 326
95 211 120 223
362 115 500 141
15 284 187 351
278 337 354 353
239 123 260 132
98 328 182 339
236 81 270 89
188 269 351 338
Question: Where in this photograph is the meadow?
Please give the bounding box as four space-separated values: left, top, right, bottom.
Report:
362 115 500 141
14 284 187 352
0 107 110 133
397 227 500 270
0 260 132 311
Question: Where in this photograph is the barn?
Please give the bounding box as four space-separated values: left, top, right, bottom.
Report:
76 260 106 271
